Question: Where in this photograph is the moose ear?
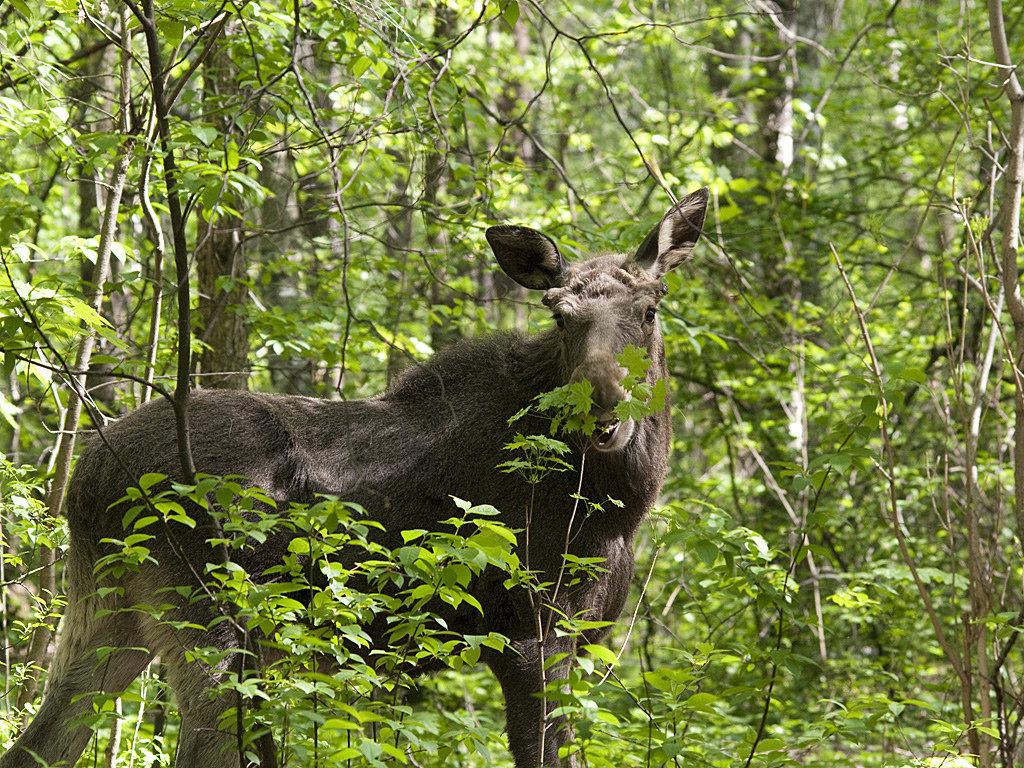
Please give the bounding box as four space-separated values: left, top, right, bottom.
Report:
486 225 567 290
632 187 709 277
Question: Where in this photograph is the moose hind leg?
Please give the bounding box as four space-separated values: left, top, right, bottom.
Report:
150 619 244 768
0 614 152 768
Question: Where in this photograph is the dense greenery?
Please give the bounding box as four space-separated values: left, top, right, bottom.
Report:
1 0 1024 766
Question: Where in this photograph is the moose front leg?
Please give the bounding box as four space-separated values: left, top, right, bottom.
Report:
488 635 578 768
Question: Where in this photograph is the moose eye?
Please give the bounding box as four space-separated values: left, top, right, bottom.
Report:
644 307 657 324
553 313 565 329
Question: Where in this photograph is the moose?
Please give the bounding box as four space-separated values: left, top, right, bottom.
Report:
1 189 708 768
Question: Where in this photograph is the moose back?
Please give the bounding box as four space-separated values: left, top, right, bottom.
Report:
1 189 708 768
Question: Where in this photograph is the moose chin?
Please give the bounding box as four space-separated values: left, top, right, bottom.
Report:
1 189 708 768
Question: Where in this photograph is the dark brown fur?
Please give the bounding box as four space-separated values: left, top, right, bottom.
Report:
1 190 708 768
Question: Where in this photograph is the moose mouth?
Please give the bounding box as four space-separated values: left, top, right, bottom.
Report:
594 419 621 449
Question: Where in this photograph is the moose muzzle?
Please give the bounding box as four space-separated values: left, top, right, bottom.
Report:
571 354 635 452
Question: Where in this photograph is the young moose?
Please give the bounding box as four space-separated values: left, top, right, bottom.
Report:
1 189 708 768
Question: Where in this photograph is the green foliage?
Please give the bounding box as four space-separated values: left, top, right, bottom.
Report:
1 0 1022 765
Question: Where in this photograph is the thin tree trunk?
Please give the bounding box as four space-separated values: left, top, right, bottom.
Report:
383 153 413 384
988 0 1024 550
425 6 458 352
139 111 165 405
104 697 123 768
197 30 249 391
986 2 1024 763
964 292 1002 768
261 142 306 392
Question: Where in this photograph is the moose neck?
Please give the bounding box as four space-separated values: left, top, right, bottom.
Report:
383 327 568 421
372 326 670 540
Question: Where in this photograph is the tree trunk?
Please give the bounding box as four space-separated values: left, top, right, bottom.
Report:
196 31 249 390
986 2 1024 764
383 152 414 384
425 6 459 352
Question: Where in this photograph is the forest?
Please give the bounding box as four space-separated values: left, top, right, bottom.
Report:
2 0 1024 766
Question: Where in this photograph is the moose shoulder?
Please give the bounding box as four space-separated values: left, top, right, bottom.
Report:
1 189 708 768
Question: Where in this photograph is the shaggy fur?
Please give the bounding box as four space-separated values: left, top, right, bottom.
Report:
1 190 707 768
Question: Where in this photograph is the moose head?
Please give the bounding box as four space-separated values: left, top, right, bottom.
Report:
486 187 709 452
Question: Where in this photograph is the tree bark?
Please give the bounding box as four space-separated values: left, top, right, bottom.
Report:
196 30 249 391
425 6 459 352
383 153 413 384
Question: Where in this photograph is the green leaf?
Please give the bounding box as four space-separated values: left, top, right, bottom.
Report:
351 56 372 78
502 0 520 28
6 0 30 17
192 125 217 147
683 692 718 711
582 644 618 666
138 473 166 492
755 738 786 753
693 538 718 565
225 141 239 170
